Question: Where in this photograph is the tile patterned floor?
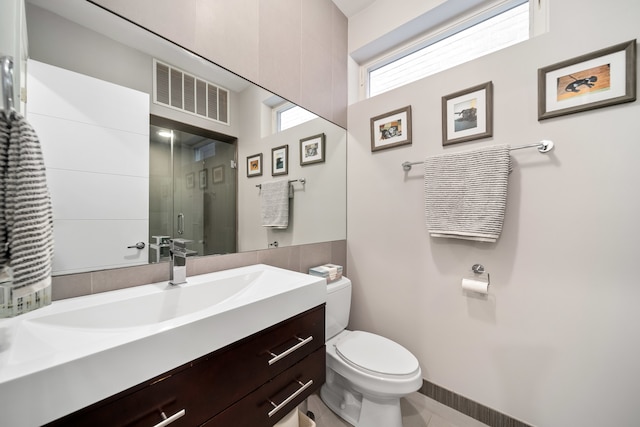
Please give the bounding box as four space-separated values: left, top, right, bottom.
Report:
306 391 490 427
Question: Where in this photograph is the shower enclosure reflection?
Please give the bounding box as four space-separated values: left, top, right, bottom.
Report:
149 117 237 263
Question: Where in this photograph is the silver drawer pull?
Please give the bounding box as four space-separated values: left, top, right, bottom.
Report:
267 336 313 366
152 409 185 427
267 379 313 418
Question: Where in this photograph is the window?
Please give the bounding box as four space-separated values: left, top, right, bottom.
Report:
276 104 318 132
368 1 529 97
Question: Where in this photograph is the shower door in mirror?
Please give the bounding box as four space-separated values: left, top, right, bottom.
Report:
149 119 237 263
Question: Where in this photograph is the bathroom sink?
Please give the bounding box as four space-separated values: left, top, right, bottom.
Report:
0 264 326 427
28 271 259 329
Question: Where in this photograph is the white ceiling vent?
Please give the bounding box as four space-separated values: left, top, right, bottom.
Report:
153 59 230 125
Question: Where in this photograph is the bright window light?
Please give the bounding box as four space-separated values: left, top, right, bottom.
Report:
278 105 318 131
369 2 529 97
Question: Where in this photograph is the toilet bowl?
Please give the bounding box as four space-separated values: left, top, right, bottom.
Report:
320 277 422 427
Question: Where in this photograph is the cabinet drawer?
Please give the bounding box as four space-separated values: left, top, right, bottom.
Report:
202 346 325 427
46 305 325 427
45 368 193 427
187 304 325 418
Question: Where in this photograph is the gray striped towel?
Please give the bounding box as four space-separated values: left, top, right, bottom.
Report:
424 144 511 242
260 179 290 229
0 112 54 288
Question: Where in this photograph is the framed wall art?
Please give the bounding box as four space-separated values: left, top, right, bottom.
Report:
247 153 263 177
370 106 412 152
213 165 224 183
442 81 493 146
199 169 208 189
300 133 326 166
538 39 636 120
272 145 288 176
186 172 195 189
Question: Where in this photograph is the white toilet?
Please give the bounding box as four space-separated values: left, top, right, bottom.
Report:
320 277 422 427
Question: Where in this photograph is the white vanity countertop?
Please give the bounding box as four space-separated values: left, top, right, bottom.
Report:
0 264 326 427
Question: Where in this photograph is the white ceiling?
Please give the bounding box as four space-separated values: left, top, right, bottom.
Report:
332 0 377 18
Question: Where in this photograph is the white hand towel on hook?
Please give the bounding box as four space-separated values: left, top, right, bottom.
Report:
424 144 511 242
260 179 290 229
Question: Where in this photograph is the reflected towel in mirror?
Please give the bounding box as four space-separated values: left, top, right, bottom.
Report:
260 179 290 229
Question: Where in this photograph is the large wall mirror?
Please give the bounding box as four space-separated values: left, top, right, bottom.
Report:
25 0 347 275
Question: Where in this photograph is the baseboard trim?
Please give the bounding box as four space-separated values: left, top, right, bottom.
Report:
419 380 533 427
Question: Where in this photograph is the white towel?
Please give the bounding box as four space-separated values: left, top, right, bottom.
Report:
0 112 54 287
260 179 290 229
424 144 511 242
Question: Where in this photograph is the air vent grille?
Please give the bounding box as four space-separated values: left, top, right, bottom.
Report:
155 63 170 105
183 74 195 113
153 59 230 125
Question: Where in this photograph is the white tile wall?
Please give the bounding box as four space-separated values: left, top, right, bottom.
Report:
46 169 148 220
26 59 149 134
53 220 149 273
29 114 148 177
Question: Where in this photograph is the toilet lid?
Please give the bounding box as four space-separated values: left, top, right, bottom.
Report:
335 331 419 376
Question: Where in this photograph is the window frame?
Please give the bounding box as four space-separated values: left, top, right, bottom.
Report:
273 102 318 132
362 0 533 99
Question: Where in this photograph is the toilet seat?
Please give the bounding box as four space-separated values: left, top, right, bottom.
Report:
335 331 419 377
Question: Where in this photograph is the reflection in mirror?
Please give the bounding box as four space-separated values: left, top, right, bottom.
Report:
149 116 237 263
24 0 346 275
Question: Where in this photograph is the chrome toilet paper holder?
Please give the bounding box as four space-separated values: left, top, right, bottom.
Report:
471 264 490 284
471 264 484 274
461 264 491 295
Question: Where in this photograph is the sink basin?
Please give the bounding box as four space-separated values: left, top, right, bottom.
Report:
29 270 259 329
0 264 326 427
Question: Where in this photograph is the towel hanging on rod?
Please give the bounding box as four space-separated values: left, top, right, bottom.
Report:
401 140 554 171
260 179 290 229
424 144 511 242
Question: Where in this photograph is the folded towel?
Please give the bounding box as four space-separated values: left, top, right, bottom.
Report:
424 144 511 242
0 112 54 287
260 179 290 229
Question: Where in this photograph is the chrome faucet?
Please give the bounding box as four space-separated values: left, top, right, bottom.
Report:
169 239 193 285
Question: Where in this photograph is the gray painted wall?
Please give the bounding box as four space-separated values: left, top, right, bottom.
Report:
346 1 640 425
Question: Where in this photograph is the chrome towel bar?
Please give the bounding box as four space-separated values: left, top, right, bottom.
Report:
402 140 554 171
256 178 306 189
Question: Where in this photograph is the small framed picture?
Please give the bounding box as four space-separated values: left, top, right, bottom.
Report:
538 39 636 120
370 106 412 152
442 81 493 146
247 153 263 177
272 145 288 176
213 165 224 184
186 172 195 189
199 169 208 189
300 133 325 166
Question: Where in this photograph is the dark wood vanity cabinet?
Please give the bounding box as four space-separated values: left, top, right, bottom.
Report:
46 305 325 427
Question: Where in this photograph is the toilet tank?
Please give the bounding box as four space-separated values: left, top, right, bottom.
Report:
325 276 351 340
